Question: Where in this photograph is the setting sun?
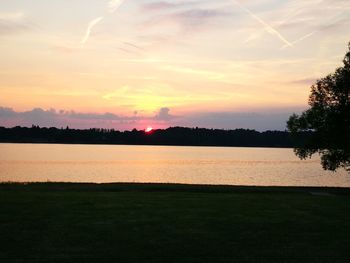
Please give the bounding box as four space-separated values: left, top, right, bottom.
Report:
0 1 349 262
145 127 153 133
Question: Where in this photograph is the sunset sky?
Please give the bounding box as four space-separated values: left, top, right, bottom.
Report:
1 0 349 130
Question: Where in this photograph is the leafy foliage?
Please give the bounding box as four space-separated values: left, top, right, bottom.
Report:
287 42 350 172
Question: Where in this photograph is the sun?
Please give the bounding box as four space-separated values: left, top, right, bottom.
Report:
145 127 153 133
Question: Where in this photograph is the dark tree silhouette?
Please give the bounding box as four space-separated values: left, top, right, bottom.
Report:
0 125 306 148
287 42 350 172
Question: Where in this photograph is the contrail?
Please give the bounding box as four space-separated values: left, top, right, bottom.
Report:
281 31 317 49
244 8 303 44
233 0 293 47
280 12 347 49
81 0 125 45
108 0 125 13
81 16 104 45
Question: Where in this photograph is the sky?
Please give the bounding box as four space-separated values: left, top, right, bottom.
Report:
0 0 349 131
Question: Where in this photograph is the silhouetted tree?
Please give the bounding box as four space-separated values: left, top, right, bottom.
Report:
287 42 350 172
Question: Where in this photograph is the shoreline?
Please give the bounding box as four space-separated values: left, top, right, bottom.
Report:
0 141 294 149
1 182 350 193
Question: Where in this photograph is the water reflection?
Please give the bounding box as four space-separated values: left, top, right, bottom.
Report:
0 143 349 187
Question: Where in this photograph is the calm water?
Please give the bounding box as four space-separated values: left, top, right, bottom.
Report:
0 143 349 187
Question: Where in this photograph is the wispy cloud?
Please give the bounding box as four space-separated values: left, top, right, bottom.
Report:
141 8 229 34
0 12 24 22
81 16 104 45
0 12 31 36
287 77 317 86
108 0 125 13
162 65 225 80
115 42 145 55
140 1 198 12
81 0 125 45
122 41 145 51
316 15 350 32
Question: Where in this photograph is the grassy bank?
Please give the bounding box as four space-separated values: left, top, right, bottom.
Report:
0 183 350 263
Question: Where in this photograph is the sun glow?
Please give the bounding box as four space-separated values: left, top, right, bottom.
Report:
145 127 153 133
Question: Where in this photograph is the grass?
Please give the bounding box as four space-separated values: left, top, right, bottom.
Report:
0 183 350 263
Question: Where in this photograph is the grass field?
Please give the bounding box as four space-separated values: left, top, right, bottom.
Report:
0 183 350 263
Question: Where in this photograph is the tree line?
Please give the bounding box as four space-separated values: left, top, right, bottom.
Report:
0 125 309 148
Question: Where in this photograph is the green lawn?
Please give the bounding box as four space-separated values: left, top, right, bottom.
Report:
0 183 349 263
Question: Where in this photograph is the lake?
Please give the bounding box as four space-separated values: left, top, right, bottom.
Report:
0 143 349 187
